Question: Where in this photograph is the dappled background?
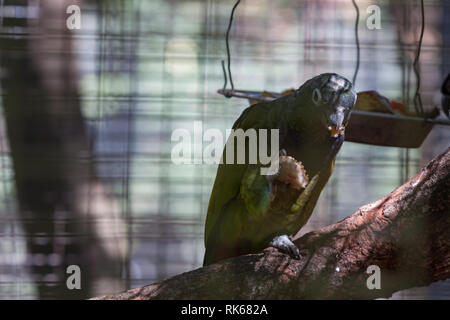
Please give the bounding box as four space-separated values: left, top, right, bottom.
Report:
0 0 449 299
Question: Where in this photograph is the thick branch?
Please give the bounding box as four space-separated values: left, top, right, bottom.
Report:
94 147 450 300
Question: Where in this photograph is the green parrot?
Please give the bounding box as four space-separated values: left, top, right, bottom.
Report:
203 73 357 266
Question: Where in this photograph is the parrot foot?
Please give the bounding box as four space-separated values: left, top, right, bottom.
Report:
269 235 301 259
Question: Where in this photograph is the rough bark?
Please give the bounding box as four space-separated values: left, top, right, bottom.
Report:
94 147 450 300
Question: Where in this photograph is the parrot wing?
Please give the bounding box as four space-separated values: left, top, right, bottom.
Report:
204 101 278 247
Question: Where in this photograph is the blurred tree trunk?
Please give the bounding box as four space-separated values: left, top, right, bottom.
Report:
0 0 126 299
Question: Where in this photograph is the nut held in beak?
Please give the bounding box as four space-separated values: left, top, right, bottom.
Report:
328 125 345 138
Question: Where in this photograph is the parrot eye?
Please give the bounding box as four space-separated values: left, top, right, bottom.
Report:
312 88 322 105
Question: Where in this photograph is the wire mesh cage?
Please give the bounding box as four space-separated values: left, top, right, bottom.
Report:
0 0 449 299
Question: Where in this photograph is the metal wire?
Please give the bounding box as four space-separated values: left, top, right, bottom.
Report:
222 0 241 94
223 0 362 88
413 0 425 117
351 0 360 85
221 60 228 91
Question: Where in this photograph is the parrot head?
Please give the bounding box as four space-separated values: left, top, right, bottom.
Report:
288 73 357 138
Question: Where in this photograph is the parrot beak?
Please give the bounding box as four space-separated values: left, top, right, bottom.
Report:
328 106 346 138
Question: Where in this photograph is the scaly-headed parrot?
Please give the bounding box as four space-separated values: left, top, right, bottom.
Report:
203 73 357 266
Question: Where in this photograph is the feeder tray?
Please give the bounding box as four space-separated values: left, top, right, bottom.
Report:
218 89 448 148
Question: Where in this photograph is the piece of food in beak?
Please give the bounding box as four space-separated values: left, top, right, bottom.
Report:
327 106 346 137
328 125 345 138
275 155 309 190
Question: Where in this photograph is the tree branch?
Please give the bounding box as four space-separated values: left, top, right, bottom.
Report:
93 147 450 300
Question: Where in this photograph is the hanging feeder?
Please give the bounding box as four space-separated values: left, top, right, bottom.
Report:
217 0 449 148
218 88 449 148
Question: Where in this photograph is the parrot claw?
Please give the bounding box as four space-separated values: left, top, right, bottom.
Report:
269 235 301 259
